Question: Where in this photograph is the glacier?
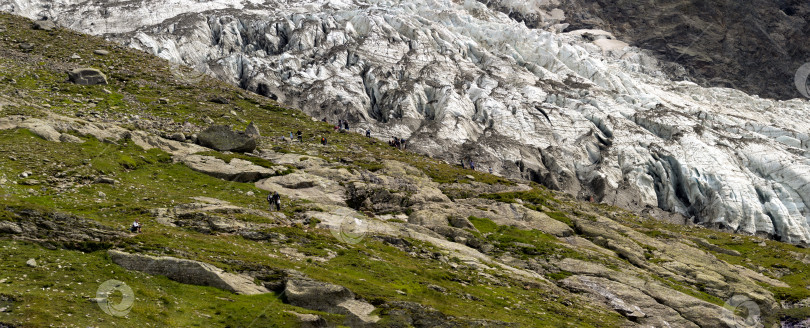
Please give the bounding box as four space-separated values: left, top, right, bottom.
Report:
3 0 810 243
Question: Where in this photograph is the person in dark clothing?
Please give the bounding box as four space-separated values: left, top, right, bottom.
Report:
297 130 302 142
400 138 406 150
366 129 371 138
470 160 475 171
343 121 349 130
267 192 274 211
461 159 465 169
321 137 328 145
338 119 343 130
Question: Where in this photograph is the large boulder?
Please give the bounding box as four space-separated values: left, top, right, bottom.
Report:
67 68 108 85
32 19 56 31
197 125 257 153
108 250 268 295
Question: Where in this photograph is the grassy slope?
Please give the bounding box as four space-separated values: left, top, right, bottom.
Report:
0 11 809 328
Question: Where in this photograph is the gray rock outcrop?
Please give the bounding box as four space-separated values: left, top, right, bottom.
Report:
180 155 279 182
108 250 269 295
283 271 380 325
256 172 347 206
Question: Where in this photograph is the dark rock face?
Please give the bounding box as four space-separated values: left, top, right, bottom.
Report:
346 182 411 214
0 208 125 249
550 0 810 100
196 125 257 153
67 68 108 85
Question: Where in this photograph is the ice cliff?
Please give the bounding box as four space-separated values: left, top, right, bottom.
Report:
4 0 810 243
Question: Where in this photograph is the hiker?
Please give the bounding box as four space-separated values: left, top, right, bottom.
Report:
400 138 407 150
267 192 274 210
470 160 475 171
273 191 281 211
366 129 371 138
338 119 343 130
130 219 141 233
489 167 493 174
321 136 327 145
297 130 302 142
289 132 294 140
461 159 466 169
343 120 349 130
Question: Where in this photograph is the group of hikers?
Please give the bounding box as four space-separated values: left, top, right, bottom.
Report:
284 130 305 143
461 159 476 170
335 119 350 131
389 137 407 150
305 118 391 147
267 191 281 211
305 118 359 146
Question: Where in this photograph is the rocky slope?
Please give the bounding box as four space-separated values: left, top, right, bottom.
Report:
2 12 810 327
4 0 810 245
